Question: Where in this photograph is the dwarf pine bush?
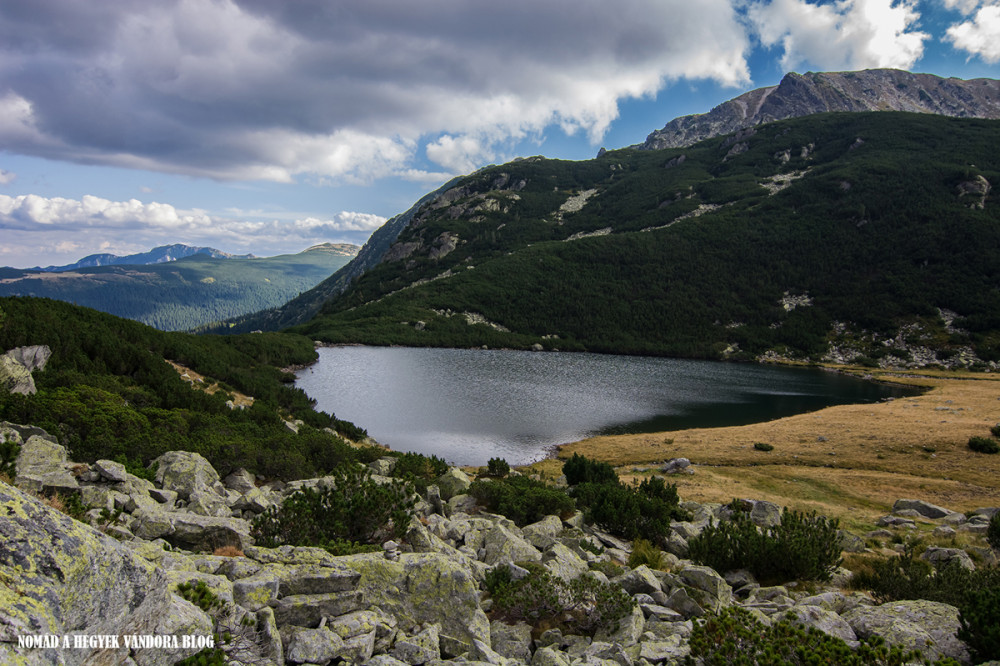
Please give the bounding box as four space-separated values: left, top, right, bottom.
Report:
562 453 618 486
688 508 841 584
251 465 415 552
468 475 574 526
488 566 635 637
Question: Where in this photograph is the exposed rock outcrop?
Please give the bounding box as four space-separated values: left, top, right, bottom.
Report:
637 69 1000 151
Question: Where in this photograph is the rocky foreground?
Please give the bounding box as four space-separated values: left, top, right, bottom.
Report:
2 421 999 666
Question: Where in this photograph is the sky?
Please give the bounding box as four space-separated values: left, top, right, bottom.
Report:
1 0 999 268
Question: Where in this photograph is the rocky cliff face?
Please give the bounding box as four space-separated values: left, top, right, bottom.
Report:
638 69 1000 150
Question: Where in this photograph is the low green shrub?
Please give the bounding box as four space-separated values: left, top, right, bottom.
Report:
562 453 617 486
990 424 1000 438
468 475 574 526
177 580 224 613
113 454 158 482
753 441 774 452
968 436 1000 454
489 567 635 637
627 539 664 570
251 466 415 550
572 476 686 542
486 457 510 478
959 585 1000 663
988 512 1000 550
685 606 956 665
392 451 449 492
0 438 21 480
688 509 841 585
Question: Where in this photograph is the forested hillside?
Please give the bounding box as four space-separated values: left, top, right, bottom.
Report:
293 113 1000 367
0 297 375 480
0 244 358 331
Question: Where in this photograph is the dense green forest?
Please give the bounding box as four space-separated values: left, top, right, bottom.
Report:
0 245 357 332
0 297 377 480
291 113 1000 364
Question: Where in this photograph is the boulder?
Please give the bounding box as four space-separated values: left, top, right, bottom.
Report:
0 480 216 666
7 345 52 372
892 499 955 519
153 451 225 500
130 507 252 552
784 605 858 643
14 435 79 495
338 552 490 650
843 599 969 663
749 500 782 527
328 608 398 655
0 350 37 395
284 626 345 665
392 623 441 665
93 459 129 483
490 620 533 661
615 565 663 596
532 646 572 666
232 572 281 611
435 468 472 500
543 542 589 581
221 468 257 493
482 522 542 566
678 564 732 613
921 547 975 571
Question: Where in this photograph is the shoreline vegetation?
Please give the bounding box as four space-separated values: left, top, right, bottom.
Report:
535 365 1000 532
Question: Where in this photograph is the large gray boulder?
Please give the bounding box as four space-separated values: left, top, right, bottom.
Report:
338 552 490 651
892 499 956 519
843 599 970 663
435 468 472 500
153 451 225 500
784 605 858 643
130 506 252 552
0 346 50 395
14 435 79 495
0 480 213 666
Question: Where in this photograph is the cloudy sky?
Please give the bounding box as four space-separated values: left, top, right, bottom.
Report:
1 0 999 268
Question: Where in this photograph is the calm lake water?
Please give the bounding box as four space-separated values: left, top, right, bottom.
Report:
295 346 915 466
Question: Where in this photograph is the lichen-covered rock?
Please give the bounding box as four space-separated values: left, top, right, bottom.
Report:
1 351 37 395
329 608 398 654
435 468 472 501
13 435 79 495
338 552 490 650
482 523 542 566
130 507 252 552
0 480 213 666
392 623 441 665
678 564 732 613
892 499 955 519
615 565 663 596
232 572 280 611
532 645 572 666
490 619 533 661
273 590 365 627
543 543 589 581
784 605 858 643
843 599 970 663
921 547 975 571
152 451 225 500
284 626 345 665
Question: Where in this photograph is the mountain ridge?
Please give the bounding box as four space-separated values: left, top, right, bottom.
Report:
635 69 1000 151
28 243 249 272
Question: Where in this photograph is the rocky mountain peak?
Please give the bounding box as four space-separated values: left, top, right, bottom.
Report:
637 68 1000 151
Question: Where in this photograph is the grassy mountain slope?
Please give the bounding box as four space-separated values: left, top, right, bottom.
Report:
0 297 375 479
293 113 1000 367
0 244 358 332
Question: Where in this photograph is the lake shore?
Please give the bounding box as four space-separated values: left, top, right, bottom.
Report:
539 366 1000 531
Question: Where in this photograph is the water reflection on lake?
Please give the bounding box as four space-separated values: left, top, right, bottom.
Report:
295 346 915 466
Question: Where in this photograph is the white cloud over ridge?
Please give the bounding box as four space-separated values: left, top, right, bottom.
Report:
0 193 385 266
945 2 1000 63
748 0 928 72
0 0 752 183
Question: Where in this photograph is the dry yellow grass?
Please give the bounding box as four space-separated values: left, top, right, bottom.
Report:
166 360 255 408
547 367 1000 531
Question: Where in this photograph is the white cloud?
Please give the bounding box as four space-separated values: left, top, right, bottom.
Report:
946 3 1000 63
0 193 386 266
748 0 928 72
0 0 752 183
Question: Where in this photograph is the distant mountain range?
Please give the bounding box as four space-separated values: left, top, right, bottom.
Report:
30 243 251 272
634 69 1000 150
0 243 359 331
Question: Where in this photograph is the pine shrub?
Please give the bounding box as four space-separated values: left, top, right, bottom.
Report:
251 466 415 550
959 585 1000 663
489 567 635 637
753 441 774 452
572 476 686 542
468 475 574 526
486 457 510 478
688 509 841 585
686 606 953 665
968 436 1000 454
562 453 618 486
391 451 449 492
988 512 1000 551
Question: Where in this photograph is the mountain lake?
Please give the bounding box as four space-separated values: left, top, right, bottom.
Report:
295 346 917 466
